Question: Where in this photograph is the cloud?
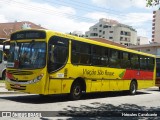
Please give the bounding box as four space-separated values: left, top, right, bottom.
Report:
0 0 93 34
91 0 147 9
85 11 152 26
0 15 8 23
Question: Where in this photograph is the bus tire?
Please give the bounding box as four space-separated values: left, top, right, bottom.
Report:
129 81 137 95
70 82 82 100
2 71 6 80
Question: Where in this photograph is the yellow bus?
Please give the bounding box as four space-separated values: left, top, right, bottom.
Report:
5 29 156 100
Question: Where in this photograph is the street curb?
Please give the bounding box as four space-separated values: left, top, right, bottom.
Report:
0 92 25 94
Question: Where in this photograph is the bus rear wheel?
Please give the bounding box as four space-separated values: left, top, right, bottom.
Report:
70 82 82 100
129 81 137 95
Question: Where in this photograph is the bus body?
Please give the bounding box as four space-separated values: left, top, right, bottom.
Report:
5 29 156 99
156 56 160 89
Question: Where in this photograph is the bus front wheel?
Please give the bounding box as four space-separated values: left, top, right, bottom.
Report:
129 81 137 95
2 71 6 80
70 82 82 100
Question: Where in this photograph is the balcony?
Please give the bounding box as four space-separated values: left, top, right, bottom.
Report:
152 23 155 26
152 26 155 30
153 18 155 22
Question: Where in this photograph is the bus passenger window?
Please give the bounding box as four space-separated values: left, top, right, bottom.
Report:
148 57 154 71
121 52 131 69
131 54 139 70
109 49 120 68
71 41 91 65
140 56 147 70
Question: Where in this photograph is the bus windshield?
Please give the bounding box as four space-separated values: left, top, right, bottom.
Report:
7 41 46 69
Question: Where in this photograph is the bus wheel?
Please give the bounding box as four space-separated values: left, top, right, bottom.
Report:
70 82 82 100
2 71 6 80
129 81 137 95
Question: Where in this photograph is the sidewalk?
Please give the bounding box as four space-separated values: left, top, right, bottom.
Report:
0 83 24 94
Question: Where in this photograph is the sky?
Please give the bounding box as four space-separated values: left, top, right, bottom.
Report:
0 0 159 41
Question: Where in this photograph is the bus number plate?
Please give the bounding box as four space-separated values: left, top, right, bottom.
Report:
14 84 20 88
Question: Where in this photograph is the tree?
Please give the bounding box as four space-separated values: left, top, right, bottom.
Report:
146 0 160 7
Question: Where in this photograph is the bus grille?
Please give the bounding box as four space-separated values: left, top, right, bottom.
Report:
7 70 33 75
10 84 26 90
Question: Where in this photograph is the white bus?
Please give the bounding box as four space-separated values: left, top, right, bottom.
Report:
0 45 9 80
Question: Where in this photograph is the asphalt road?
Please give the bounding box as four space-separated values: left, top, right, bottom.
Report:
0 87 160 120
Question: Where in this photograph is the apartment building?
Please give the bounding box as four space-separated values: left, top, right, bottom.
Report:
137 36 149 45
85 18 137 46
128 43 160 56
152 10 160 43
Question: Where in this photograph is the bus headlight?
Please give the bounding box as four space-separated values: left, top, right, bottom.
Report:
28 74 44 84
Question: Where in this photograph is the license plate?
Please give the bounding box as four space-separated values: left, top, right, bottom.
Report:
14 84 20 88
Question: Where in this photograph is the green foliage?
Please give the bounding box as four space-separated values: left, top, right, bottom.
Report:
146 0 160 7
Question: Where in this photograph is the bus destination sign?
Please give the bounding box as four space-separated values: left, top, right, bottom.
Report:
11 30 46 40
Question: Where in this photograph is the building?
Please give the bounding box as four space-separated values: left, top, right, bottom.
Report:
127 43 160 56
88 38 126 48
152 10 160 43
0 21 45 43
85 18 137 46
137 36 149 45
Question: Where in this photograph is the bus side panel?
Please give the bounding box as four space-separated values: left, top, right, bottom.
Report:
123 80 130 90
109 80 118 91
90 80 102 92
117 80 124 90
101 80 110 91
49 79 62 94
61 79 73 94
85 79 92 93
137 80 154 90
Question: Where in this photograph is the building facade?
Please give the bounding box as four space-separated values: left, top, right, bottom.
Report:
128 43 160 56
85 18 137 46
152 10 160 43
137 36 149 45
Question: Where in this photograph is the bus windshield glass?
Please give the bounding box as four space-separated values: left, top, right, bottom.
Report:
7 41 46 69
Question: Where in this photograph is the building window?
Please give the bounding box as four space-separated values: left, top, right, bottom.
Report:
120 37 123 41
109 37 113 39
90 33 98 36
146 49 150 52
103 25 108 28
120 31 130 36
103 31 105 34
99 30 102 32
93 28 97 31
109 31 113 33
124 43 128 46
99 24 102 27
